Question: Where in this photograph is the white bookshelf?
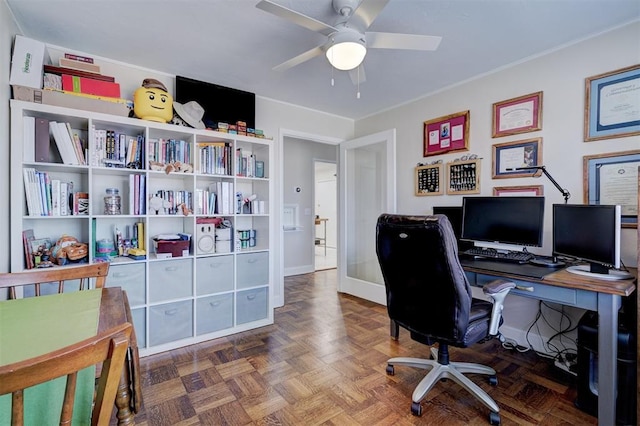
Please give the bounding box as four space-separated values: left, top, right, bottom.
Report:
10 99 274 356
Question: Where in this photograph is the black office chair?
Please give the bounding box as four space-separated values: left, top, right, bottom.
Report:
376 214 515 425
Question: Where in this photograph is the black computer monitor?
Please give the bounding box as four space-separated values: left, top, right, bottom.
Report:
461 196 545 248
432 206 473 251
553 204 630 280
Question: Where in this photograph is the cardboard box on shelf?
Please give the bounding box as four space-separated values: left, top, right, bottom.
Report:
153 239 190 258
12 85 132 117
9 35 46 89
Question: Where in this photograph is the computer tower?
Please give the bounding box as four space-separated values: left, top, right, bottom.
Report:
575 310 636 425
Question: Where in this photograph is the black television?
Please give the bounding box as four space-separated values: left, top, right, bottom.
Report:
432 206 474 251
553 204 631 280
461 196 545 248
175 75 255 129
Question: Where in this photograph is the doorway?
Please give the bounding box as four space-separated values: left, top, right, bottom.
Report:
314 160 337 270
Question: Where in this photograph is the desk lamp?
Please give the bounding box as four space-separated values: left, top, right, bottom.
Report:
507 165 570 203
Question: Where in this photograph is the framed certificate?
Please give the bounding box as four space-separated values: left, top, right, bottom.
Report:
584 64 640 141
492 91 543 138
491 138 542 178
493 185 544 196
583 149 640 227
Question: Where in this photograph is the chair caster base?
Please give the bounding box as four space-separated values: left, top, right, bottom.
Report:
411 401 422 416
386 364 394 375
488 375 498 386
489 411 500 425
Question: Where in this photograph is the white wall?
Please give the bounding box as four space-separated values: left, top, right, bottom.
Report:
355 22 639 262
283 137 337 276
1 2 20 280
354 22 640 351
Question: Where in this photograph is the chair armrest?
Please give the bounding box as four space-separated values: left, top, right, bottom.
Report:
482 279 515 337
483 279 516 295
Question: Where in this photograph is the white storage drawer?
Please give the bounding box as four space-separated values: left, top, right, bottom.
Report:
236 252 269 289
196 255 234 295
149 300 193 346
236 287 268 325
196 294 233 335
131 307 146 349
107 262 146 306
149 258 193 303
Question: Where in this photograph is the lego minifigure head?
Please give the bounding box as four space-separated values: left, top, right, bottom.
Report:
133 78 173 123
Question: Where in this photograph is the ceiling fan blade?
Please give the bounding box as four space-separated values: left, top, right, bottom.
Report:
272 45 325 72
366 32 442 50
256 0 338 36
348 65 367 85
349 0 390 30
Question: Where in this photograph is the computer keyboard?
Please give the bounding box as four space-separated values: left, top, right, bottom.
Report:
462 247 535 264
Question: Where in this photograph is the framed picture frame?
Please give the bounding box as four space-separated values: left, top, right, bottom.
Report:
415 163 443 196
492 91 543 138
446 159 480 195
583 149 640 228
493 185 544 196
492 137 542 178
584 64 640 142
423 110 470 157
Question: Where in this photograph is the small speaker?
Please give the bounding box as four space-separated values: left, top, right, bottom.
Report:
196 224 216 255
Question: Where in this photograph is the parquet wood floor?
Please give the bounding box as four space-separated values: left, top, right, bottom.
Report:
129 270 596 425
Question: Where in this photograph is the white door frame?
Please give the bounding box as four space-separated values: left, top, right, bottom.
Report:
275 128 342 308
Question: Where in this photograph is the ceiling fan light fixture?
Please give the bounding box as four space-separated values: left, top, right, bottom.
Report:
326 31 366 71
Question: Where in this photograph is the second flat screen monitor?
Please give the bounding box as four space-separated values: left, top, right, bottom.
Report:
461 196 545 248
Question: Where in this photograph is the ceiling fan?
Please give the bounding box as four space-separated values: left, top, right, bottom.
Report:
256 0 442 83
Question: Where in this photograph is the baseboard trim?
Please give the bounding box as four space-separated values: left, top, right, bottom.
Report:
284 265 314 277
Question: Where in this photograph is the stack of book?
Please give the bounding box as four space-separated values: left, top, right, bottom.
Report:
23 116 87 165
43 53 121 99
22 168 87 217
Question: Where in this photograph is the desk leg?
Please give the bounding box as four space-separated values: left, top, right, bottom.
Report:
597 293 621 426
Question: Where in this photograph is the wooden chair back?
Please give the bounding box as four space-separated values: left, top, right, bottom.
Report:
0 263 109 299
0 322 132 426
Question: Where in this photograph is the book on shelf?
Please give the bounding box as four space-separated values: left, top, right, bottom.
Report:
34 117 51 163
73 192 89 215
37 171 50 216
44 65 115 82
22 229 35 269
64 122 86 165
51 179 61 216
22 168 40 216
49 121 76 165
60 181 70 216
23 116 35 163
64 53 94 64
61 74 121 98
59 57 101 74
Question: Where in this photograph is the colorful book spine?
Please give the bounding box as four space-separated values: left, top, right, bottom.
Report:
61 74 121 98
59 57 101 73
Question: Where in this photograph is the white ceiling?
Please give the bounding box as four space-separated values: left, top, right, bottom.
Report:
6 0 640 120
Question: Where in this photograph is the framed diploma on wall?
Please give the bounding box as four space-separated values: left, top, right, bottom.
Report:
491 138 542 178
583 150 640 228
584 64 640 142
492 91 543 138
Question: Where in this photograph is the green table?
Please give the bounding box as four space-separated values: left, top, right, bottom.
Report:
0 289 102 425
